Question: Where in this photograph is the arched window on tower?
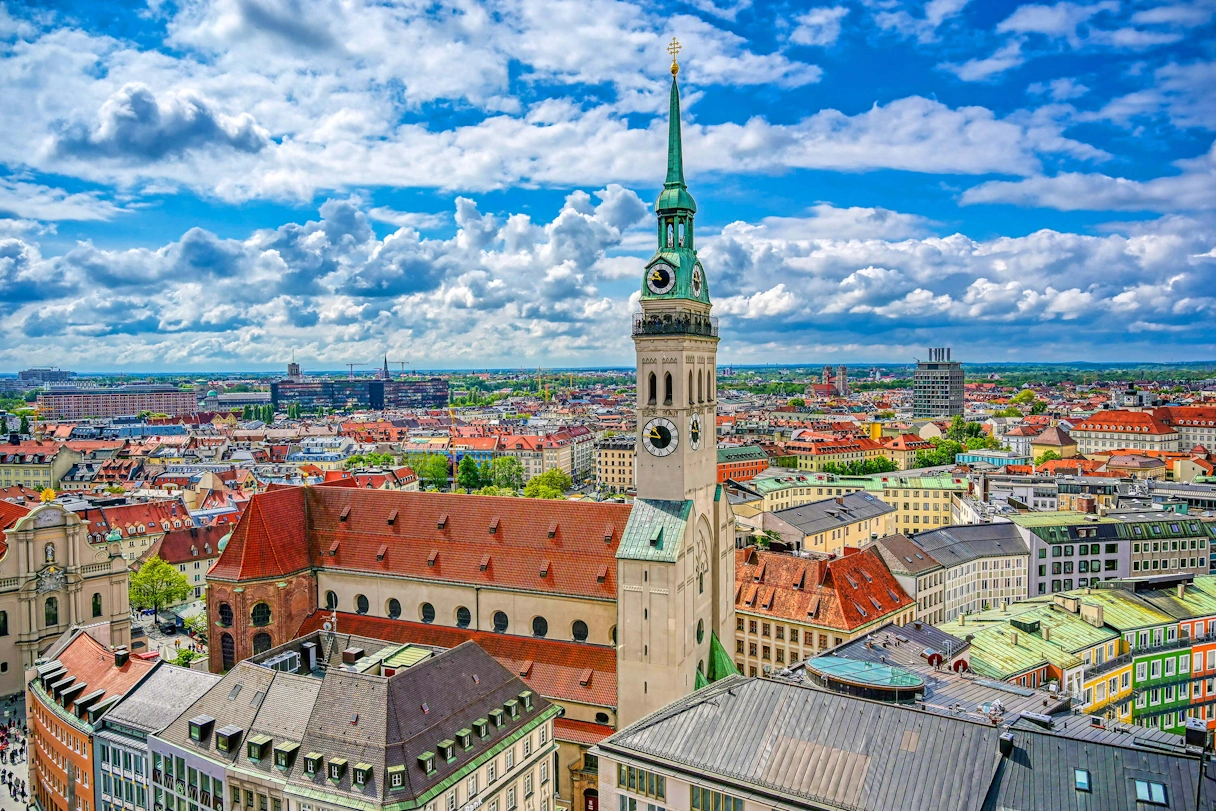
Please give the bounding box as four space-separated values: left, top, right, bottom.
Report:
648 373 657 405
667 221 674 248
678 221 685 247
688 371 694 404
664 373 673 405
698 370 704 403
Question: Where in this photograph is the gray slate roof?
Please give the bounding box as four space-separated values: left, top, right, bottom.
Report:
870 533 942 575
773 491 893 536
104 664 221 734
597 676 1213 811
909 522 1028 569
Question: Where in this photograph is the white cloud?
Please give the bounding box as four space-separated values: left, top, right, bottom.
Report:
940 39 1025 82
876 0 972 43
0 178 127 221
997 1 1119 44
790 7 850 47
724 203 937 241
960 142 1216 212
1028 77 1090 100
367 207 449 230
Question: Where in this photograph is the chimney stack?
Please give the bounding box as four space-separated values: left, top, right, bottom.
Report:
114 646 129 667
1011 632 1018 646
7 432 17 445
1178 583 1187 599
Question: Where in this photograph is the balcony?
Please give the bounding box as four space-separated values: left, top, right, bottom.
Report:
632 312 718 338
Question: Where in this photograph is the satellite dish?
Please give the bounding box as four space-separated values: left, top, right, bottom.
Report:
323 622 333 631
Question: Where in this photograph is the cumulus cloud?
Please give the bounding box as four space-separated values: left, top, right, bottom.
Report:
51 83 269 161
876 0 973 43
939 39 1025 82
0 178 126 221
960 142 1216 212
790 7 850 47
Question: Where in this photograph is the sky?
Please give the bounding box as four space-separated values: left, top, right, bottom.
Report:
0 0 1213 372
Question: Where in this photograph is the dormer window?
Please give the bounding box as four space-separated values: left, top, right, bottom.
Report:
474 719 489 739
418 752 436 775
458 729 472 749
490 709 504 727
519 691 534 711
304 753 322 775
354 763 373 786
504 699 519 719
328 758 347 782
246 734 271 762
188 715 215 743
273 742 299 770
388 765 405 789
439 739 456 762
215 725 242 754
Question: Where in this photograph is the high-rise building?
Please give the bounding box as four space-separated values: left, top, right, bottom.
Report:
19 367 74 383
36 385 198 419
913 347 964 418
286 359 302 382
270 378 448 411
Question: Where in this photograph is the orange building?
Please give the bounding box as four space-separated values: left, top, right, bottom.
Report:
716 445 769 483
28 630 156 811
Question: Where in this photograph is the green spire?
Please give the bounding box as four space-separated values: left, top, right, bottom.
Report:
665 76 685 189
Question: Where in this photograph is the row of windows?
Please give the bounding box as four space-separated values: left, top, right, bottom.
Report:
324 591 611 643
216 602 271 627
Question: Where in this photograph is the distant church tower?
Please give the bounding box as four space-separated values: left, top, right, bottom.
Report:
616 40 736 726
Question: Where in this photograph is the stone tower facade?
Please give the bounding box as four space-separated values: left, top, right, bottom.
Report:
615 49 736 726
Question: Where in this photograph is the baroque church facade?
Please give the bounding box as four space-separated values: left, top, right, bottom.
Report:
0 500 132 697
206 49 734 810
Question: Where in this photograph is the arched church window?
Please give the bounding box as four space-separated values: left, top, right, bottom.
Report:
666 222 674 248
44 597 58 628
648 373 657 405
92 593 102 618
697 619 705 644
218 602 233 627
252 633 272 655
221 633 235 670
251 603 271 626
664 373 673 405
572 620 589 642
356 594 369 615
698 370 704 403
688 371 694 404
532 616 548 638
456 606 472 628
493 611 509 633
325 591 337 610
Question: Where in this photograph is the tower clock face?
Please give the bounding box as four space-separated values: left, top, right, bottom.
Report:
647 263 676 295
691 265 703 297
689 414 702 450
642 417 679 457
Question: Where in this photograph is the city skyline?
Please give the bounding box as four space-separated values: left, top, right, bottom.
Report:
0 0 1213 370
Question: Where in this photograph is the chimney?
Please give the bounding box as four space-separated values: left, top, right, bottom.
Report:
999 732 1014 757
1042 626 1051 642
1011 632 1018 646
7 433 17 445
835 496 844 506
114 647 129 667
1178 583 1187 599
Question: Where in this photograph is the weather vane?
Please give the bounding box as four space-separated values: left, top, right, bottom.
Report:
667 37 681 76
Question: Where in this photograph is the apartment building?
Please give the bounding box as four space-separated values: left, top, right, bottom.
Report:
733 547 914 677
768 492 895 554
912 348 963 418
37 385 199 420
151 633 557 811
0 438 82 489
869 533 946 624
1157 406 1216 449
788 437 885 472
1069 410 1180 454
909 523 1030 620
595 435 635 493
716 445 768 483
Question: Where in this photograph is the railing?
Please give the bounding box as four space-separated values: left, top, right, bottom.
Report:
1086 651 1134 678
632 312 718 338
1086 637 1190 678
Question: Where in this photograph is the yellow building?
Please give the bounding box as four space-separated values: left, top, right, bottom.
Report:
767 492 896 554
596 435 636 493
0 440 81 490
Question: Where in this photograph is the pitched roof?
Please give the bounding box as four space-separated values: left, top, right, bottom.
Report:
773 491 894 536
1070 410 1176 436
1030 425 1074 447
734 547 915 632
213 486 632 598
295 611 617 708
49 631 158 712
103 663 221 733
870 533 942 575
909 523 1029 569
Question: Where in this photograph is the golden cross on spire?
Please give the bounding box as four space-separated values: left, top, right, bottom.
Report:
666 37 681 76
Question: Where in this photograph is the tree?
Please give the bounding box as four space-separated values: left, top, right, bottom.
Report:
418 455 450 490
965 434 1004 451
129 556 191 621
172 649 201 667
946 415 967 442
992 406 1023 417
789 397 806 408
489 456 525 491
1011 389 1036 404
914 438 965 468
1030 399 1047 415
456 455 483 490
524 468 572 498
475 485 513 497
1035 450 1061 466
18 415 29 436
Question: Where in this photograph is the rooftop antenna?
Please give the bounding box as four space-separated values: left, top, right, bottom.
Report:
319 607 339 671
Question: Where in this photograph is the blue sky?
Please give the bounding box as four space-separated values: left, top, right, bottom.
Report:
0 0 1213 371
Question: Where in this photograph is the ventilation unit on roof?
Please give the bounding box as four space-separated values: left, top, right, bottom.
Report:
262 651 301 674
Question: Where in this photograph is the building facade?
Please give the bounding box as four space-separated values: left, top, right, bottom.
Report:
595 436 635 493
37 386 199 420
912 348 963 419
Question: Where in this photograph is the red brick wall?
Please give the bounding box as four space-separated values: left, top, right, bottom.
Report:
208 573 316 672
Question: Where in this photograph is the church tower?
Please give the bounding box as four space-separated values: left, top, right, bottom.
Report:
615 40 735 726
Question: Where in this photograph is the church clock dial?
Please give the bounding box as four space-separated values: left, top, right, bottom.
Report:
691 265 703 297
689 414 702 450
642 417 679 457
647 263 676 295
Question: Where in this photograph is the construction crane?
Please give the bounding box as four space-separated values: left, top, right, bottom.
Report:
344 362 366 380
389 361 410 379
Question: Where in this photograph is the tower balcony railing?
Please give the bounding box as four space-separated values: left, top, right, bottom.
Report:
633 312 718 338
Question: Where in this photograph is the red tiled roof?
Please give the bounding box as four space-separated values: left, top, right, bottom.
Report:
212 486 631 598
554 717 614 745
152 524 227 565
51 631 156 709
295 611 617 707
208 486 312 581
734 547 914 632
1070 410 1176 435
1156 407 1216 427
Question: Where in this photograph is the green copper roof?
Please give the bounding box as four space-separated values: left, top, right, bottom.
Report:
659 76 695 213
617 499 690 562
806 654 924 689
707 631 736 682
718 445 768 463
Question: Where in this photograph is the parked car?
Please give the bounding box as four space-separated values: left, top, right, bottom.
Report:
159 622 178 635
